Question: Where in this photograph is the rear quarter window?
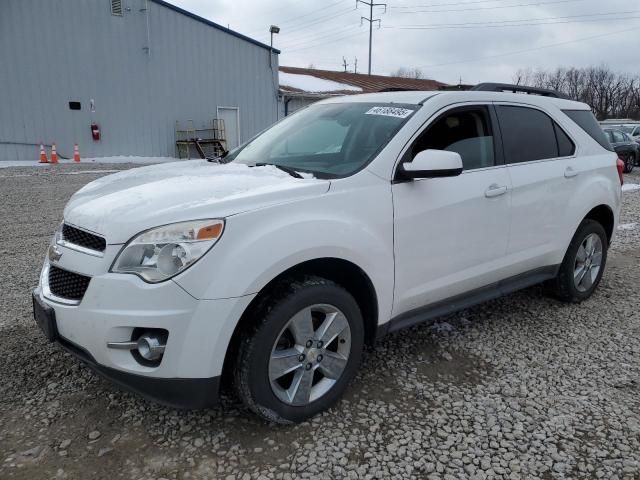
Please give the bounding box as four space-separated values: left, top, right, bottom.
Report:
554 123 575 157
563 110 614 152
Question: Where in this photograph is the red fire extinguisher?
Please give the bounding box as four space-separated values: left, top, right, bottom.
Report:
91 123 101 141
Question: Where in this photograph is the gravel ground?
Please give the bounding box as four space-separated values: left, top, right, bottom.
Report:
1 163 639 480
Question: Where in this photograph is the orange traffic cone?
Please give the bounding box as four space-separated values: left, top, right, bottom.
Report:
39 143 48 163
73 144 80 162
50 143 58 164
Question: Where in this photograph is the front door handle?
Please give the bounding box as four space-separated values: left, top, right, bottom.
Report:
485 184 508 198
564 166 579 178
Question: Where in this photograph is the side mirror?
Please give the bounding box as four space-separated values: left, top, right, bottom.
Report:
398 150 463 180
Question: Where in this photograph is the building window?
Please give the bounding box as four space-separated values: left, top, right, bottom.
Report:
111 0 123 16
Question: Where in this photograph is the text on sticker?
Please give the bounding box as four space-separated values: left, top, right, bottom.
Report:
365 106 413 118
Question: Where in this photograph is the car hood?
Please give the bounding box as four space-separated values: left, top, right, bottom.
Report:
63 160 329 244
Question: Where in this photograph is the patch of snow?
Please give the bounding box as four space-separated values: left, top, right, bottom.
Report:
622 183 640 192
80 156 176 165
431 321 454 333
63 160 326 238
618 222 638 231
0 161 48 169
279 72 362 93
60 170 121 175
0 157 175 168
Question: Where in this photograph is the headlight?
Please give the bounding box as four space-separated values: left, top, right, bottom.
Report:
111 219 224 283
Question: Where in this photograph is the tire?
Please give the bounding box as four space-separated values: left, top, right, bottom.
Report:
548 219 608 303
623 153 634 173
234 275 364 424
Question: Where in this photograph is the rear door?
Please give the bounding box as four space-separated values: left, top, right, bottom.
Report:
496 103 577 273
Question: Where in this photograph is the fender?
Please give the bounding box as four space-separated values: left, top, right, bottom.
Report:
174 172 395 326
559 158 621 260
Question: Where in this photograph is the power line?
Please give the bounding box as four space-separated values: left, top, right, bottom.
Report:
356 0 387 75
392 0 586 14
417 25 639 69
384 10 640 29
390 0 550 8
385 16 640 30
244 0 347 35
251 8 357 45
277 23 358 48
282 29 369 54
275 6 357 36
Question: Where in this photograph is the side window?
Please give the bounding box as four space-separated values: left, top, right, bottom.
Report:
604 130 614 143
411 106 495 171
612 131 626 143
554 123 576 157
497 106 559 163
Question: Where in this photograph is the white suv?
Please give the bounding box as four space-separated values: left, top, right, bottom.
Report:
33 85 623 423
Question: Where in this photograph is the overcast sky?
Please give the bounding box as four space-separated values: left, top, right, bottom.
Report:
172 0 640 85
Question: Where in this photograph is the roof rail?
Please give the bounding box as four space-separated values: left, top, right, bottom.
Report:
471 83 569 99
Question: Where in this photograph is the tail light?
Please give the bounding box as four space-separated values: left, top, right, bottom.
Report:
616 158 625 186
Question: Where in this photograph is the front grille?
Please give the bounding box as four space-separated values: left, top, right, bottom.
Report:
48 266 91 301
62 224 106 252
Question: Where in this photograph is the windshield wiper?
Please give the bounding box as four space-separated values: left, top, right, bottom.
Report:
255 162 304 179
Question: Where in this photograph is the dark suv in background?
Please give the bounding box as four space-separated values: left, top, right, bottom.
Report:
603 128 639 173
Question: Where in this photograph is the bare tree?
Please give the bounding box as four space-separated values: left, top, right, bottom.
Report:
513 65 640 120
390 67 424 79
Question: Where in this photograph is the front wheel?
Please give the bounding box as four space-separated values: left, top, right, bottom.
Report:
548 219 608 303
234 276 364 424
623 153 634 173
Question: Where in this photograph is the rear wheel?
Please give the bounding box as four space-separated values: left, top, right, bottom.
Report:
234 276 364 424
548 219 608 303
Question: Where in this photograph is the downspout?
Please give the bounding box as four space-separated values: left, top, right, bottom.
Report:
284 96 293 117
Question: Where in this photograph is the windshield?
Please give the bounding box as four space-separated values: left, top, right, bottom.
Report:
227 102 417 178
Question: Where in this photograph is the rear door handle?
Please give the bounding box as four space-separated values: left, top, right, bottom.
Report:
564 167 579 178
485 184 508 198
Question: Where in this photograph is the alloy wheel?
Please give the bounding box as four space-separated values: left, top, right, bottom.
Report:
573 233 603 293
268 304 351 406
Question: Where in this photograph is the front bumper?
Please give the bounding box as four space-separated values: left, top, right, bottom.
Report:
36 298 220 409
34 252 255 408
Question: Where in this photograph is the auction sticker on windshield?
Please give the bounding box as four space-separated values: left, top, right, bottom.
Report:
365 106 413 118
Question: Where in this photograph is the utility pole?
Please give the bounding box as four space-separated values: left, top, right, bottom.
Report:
354 57 358 74
342 56 349 73
356 0 386 75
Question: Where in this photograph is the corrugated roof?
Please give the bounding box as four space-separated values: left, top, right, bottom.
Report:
279 66 446 94
151 0 279 53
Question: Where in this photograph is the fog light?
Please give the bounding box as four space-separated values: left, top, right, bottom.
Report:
137 333 166 361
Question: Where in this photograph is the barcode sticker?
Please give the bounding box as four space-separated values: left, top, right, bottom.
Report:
365 106 413 118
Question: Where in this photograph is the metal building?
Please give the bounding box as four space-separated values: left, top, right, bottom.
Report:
0 0 280 161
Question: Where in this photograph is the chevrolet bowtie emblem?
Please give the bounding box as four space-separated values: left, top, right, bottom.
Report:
48 245 63 263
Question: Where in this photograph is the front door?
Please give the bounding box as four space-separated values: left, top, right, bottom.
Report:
392 105 511 317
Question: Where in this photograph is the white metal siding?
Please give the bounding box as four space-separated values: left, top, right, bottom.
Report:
0 0 279 160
